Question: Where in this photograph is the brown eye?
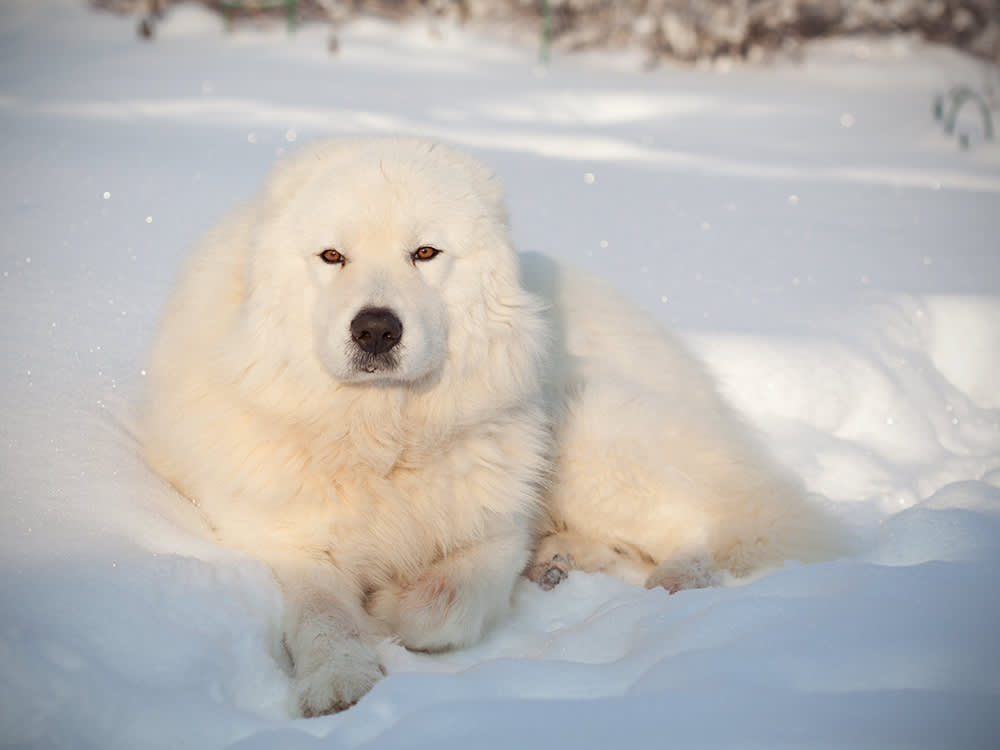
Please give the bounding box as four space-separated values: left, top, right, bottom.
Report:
319 248 345 265
412 246 441 263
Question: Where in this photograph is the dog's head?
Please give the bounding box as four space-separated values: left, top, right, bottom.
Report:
243 137 543 395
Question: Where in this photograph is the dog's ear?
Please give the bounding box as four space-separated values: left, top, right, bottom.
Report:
471 222 550 401
452 154 550 383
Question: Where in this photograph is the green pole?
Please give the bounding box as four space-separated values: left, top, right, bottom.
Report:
540 0 552 64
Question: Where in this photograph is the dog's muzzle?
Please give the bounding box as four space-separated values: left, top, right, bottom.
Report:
350 307 402 373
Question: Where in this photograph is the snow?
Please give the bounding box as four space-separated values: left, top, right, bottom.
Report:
1 1 999 748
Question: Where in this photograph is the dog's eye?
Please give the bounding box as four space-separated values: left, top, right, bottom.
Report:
411 246 441 263
319 248 345 265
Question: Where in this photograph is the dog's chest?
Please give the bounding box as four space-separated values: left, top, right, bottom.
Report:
309 461 486 581
204 407 545 582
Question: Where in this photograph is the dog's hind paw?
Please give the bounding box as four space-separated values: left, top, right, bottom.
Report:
645 554 722 594
526 553 575 590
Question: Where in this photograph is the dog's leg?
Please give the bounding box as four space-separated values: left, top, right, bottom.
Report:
366 526 531 652
271 559 386 717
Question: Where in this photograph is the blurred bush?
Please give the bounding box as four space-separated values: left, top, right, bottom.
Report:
91 0 1000 63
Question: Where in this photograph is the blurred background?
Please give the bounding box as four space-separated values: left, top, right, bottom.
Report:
94 0 1000 66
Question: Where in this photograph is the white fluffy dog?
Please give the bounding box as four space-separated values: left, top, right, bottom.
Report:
142 136 841 717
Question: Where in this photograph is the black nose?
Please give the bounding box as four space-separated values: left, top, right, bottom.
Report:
350 307 403 355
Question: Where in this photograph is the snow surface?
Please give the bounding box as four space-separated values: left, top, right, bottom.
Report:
2 2 999 748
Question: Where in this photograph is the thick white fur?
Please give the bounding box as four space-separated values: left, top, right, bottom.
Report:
142 136 841 717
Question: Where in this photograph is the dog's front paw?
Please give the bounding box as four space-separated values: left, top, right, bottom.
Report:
292 638 386 717
367 568 487 652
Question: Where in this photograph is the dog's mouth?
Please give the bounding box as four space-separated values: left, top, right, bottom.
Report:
351 349 399 376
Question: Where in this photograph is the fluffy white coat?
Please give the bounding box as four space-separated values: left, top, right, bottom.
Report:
142 136 841 717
